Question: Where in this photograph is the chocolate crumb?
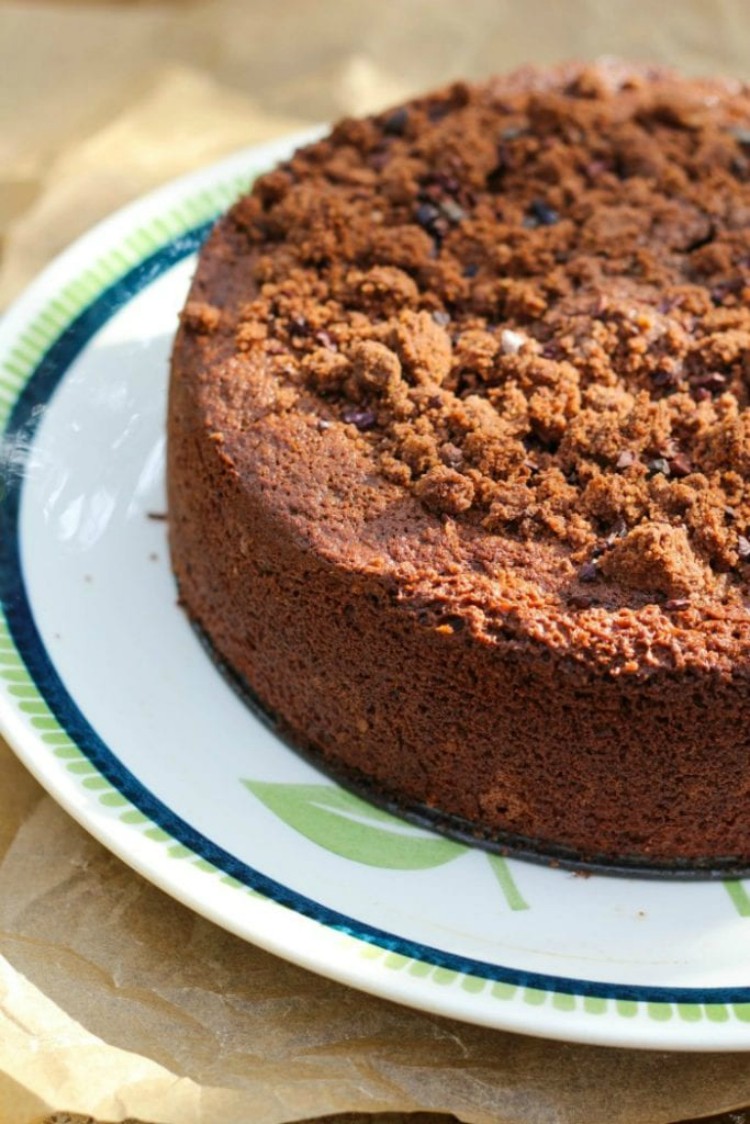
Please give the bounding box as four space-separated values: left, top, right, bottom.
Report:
414 465 475 515
223 64 750 612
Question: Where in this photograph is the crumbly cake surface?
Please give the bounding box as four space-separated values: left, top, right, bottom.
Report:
181 60 750 677
169 62 750 866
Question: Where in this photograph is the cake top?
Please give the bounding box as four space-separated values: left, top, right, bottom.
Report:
181 61 750 673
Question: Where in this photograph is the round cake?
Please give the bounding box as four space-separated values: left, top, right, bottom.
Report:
168 61 750 873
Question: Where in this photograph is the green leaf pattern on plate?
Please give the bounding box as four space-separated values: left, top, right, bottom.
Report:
244 780 465 870
243 780 529 910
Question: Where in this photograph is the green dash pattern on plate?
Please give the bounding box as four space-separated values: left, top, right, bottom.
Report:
0 607 260 900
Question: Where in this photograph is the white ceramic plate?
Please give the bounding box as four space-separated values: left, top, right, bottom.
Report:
3 133 750 1051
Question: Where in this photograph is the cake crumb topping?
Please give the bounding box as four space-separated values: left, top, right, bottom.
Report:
214 62 750 609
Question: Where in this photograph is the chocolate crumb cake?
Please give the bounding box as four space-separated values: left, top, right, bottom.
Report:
168 61 750 872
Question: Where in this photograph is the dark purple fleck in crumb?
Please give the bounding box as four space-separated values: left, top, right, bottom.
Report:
691 371 727 394
383 106 409 136
441 174 462 195
579 561 599 583
738 535 750 560
664 598 690 611
668 452 692 478
525 199 559 227
369 149 389 172
568 593 594 609
486 161 506 191
415 202 441 229
288 314 309 337
732 154 750 179
542 342 564 359
342 406 377 431
427 101 451 122
710 278 743 305
462 262 479 278
651 368 679 388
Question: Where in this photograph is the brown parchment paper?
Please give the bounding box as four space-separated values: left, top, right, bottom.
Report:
4 3 750 1122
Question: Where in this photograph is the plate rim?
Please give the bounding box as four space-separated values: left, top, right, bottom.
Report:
2 133 750 1050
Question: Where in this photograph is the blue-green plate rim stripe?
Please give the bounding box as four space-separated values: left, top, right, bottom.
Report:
1 168 750 1022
